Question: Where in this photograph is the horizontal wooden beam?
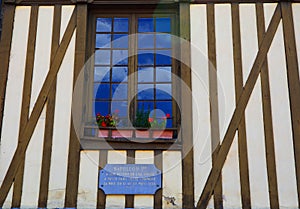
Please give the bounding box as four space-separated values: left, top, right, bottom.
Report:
196 4 281 208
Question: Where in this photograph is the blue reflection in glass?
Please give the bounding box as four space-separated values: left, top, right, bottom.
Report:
156 34 171 48
156 50 171 65
111 101 128 117
94 84 110 99
138 34 154 49
138 18 154 32
138 84 154 100
156 101 172 116
138 50 154 66
94 67 110 82
94 101 110 116
112 84 127 100
138 67 154 83
156 67 171 82
96 18 112 32
112 50 128 65
114 18 129 32
113 34 128 48
166 119 172 128
112 67 128 82
95 50 111 65
96 34 111 48
156 18 171 33
156 84 172 100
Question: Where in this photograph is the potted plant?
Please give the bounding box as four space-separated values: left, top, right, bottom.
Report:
148 113 173 139
132 105 151 138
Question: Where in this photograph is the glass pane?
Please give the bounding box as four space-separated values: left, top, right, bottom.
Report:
112 84 127 100
138 67 154 83
112 50 128 65
96 34 111 48
156 34 171 48
95 50 111 65
94 83 110 99
112 67 128 82
94 67 110 82
96 18 112 32
156 101 172 117
156 67 171 82
113 18 129 32
138 34 154 49
156 84 172 100
137 84 154 100
166 119 172 128
137 101 154 112
156 17 171 33
94 101 110 116
112 34 128 48
111 101 128 117
156 50 171 65
138 18 154 32
138 50 154 66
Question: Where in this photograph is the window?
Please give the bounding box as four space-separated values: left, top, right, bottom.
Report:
88 8 178 139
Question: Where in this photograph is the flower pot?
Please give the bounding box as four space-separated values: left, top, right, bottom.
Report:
152 130 173 139
98 129 109 137
112 130 133 138
135 130 150 138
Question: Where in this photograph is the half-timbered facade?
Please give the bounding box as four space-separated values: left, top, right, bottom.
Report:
0 0 300 208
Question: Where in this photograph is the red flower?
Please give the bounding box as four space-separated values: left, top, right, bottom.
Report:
96 113 100 116
101 122 107 127
148 118 154 123
166 113 171 118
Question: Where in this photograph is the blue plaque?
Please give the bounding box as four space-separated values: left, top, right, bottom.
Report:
99 164 161 194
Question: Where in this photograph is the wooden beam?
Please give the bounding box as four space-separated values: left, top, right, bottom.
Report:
11 5 39 207
206 3 223 208
97 150 107 209
154 150 162 209
38 5 61 208
255 3 279 209
64 4 87 207
125 150 135 208
179 3 195 208
196 4 281 208
0 4 15 141
281 2 300 207
0 8 76 205
231 3 251 209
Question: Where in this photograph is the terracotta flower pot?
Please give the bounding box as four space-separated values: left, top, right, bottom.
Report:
98 129 109 137
152 130 173 139
135 130 150 138
112 130 133 138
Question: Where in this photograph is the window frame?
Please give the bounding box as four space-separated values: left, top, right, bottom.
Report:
83 5 181 145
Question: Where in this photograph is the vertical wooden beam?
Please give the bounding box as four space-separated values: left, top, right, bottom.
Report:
64 4 87 207
207 3 223 208
231 3 251 209
125 150 135 208
196 5 281 208
281 2 300 207
179 2 195 209
97 150 108 209
154 150 162 209
38 5 61 208
11 5 39 207
0 9 77 205
255 3 279 209
0 4 15 140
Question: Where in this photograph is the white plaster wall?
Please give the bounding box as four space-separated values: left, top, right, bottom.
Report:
47 6 75 208
190 5 214 209
293 4 300 81
162 151 182 208
77 151 99 208
266 4 298 208
0 6 31 208
21 6 53 207
105 150 126 208
135 151 154 208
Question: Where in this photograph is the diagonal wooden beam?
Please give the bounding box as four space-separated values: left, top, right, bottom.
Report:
196 4 281 208
281 2 300 207
0 8 77 205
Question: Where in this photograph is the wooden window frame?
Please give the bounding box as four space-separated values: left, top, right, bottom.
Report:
81 4 182 150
